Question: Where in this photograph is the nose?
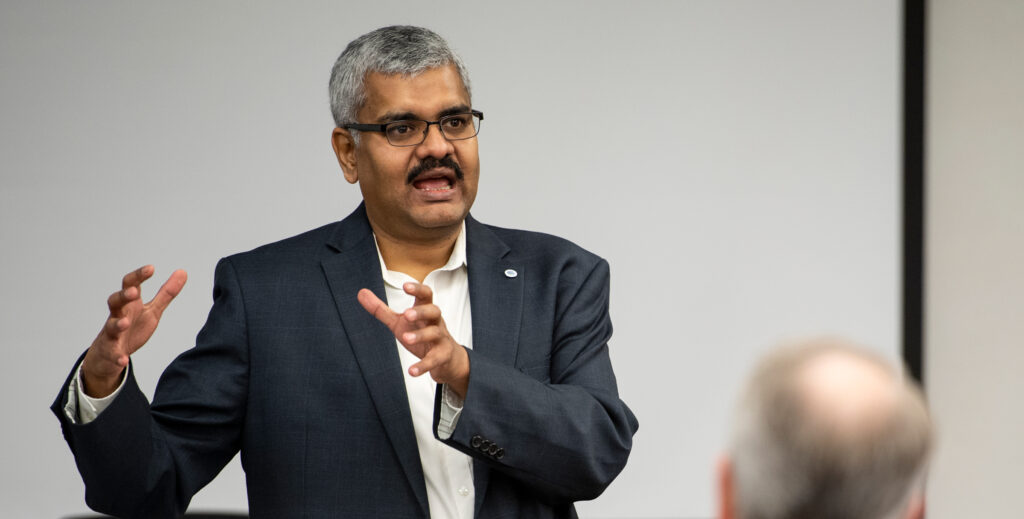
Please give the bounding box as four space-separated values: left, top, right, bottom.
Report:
415 122 454 160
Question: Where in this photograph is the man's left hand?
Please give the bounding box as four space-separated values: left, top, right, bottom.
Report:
357 283 470 398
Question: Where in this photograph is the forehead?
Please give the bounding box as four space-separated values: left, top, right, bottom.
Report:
359 64 470 121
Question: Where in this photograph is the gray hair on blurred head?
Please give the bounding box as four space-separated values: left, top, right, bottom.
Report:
328 25 472 140
729 337 933 519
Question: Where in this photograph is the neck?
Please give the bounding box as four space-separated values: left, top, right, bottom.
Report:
371 221 462 283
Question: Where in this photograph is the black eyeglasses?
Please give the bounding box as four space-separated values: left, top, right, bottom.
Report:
343 110 483 147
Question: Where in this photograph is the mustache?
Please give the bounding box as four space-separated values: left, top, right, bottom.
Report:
406 156 464 184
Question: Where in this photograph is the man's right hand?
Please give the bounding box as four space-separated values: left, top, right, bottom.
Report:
81 265 187 398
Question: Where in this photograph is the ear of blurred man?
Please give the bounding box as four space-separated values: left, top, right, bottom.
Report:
716 456 737 519
905 494 926 519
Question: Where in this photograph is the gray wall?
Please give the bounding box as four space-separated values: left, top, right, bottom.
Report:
926 1 1024 517
0 2 901 517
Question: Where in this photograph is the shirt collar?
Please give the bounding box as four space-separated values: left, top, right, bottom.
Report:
374 221 468 286
440 220 468 272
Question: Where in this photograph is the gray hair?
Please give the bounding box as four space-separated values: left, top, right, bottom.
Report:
730 338 933 519
328 25 472 133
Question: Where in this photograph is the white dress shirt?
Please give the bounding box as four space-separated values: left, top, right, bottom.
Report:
375 222 475 519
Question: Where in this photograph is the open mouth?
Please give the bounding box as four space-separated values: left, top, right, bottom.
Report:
412 172 455 191
406 156 464 192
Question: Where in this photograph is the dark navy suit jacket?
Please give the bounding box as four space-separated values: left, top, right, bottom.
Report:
52 204 638 518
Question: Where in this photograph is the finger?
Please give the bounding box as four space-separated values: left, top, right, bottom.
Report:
403 303 441 324
94 318 129 363
147 269 188 315
107 286 140 315
401 326 443 348
409 348 449 377
122 264 155 290
357 288 400 328
403 282 433 307
101 315 131 340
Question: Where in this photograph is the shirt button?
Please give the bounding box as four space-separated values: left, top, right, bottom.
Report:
458 486 470 497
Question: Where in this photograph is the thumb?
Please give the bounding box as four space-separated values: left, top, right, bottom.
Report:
149 269 188 315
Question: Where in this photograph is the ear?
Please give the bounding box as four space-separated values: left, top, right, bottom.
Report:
904 493 926 519
717 455 737 519
331 127 359 184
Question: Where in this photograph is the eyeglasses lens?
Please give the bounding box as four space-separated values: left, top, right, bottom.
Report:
384 113 481 146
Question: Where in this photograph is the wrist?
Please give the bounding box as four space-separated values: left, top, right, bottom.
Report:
81 352 125 398
448 346 470 398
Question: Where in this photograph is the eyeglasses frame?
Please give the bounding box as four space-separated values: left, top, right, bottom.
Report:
341 110 484 147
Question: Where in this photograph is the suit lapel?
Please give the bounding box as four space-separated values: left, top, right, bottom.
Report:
465 216 524 512
320 205 430 516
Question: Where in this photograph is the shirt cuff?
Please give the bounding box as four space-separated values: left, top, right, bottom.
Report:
64 360 129 425
436 383 464 440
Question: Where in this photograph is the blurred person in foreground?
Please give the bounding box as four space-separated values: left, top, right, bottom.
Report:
717 338 932 519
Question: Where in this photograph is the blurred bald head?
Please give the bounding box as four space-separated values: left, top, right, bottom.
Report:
720 338 933 519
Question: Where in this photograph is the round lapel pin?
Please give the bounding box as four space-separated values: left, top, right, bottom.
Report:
504 268 518 278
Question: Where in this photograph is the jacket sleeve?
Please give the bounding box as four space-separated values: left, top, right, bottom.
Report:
50 258 249 519
437 257 638 502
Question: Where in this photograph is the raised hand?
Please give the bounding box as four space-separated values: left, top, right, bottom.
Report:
357 283 470 398
80 265 187 398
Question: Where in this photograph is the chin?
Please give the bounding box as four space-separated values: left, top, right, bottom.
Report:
411 207 467 230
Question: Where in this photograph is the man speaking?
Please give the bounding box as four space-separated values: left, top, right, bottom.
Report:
52 25 638 518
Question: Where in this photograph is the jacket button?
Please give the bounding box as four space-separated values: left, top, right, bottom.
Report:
470 435 482 448
487 444 499 455
495 448 505 460
480 439 492 451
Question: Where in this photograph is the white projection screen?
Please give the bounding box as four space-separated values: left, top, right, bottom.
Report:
0 2 901 517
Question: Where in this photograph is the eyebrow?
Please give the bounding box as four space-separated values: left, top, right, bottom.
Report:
376 104 472 123
437 105 472 118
